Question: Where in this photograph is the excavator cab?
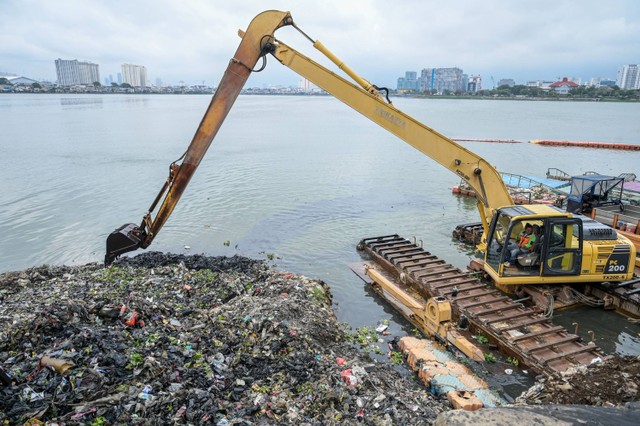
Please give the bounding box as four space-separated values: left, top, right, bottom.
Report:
485 205 584 284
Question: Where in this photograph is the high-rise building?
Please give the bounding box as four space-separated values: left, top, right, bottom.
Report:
396 71 420 91
420 68 465 93
121 64 147 87
55 59 100 86
497 78 516 88
117 73 122 85
616 64 640 89
467 75 482 92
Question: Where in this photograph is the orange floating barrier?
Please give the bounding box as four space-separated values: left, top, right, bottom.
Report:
530 140 640 151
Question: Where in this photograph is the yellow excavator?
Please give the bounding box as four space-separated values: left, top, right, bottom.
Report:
105 10 635 291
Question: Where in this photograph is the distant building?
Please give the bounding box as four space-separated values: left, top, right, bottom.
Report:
467 75 482 92
497 78 515 87
526 80 555 90
0 75 38 85
420 67 465 93
565 77 581 86
616 64 640 89
549 77 579 95
121 64 148 87
55 59 100 86
588 77 616 88
396 71 420 91
117 72 122 85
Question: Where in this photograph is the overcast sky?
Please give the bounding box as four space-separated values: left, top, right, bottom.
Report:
2 0 639 87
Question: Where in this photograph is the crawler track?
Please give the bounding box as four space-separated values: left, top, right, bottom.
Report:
358 234 605 377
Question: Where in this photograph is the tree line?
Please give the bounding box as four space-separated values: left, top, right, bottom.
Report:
415 84 640 100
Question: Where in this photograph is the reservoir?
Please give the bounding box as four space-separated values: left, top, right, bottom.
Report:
1 94 639 365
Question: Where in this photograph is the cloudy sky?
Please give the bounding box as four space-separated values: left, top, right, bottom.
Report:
2 0 639 87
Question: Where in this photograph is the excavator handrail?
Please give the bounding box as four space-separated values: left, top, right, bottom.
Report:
105 10 513 264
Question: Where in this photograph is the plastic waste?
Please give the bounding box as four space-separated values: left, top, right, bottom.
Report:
0 365 15 386
138 384 153 400
22 385 45 402
40 356 75 375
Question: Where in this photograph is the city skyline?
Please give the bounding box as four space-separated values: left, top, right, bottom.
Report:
2 0 639 88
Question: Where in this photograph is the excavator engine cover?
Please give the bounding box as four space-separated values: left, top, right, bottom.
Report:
105 223 144 265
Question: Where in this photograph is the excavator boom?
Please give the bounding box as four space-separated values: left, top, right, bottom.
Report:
105 10 292 264
106 10 513 264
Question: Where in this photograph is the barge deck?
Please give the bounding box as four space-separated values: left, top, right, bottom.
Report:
355 234 606 377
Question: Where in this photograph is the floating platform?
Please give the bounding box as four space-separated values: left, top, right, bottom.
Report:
355 234 605 377
398 337 505 409
531 140 640 151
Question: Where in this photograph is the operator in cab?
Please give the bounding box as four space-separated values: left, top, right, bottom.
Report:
503 223 536 267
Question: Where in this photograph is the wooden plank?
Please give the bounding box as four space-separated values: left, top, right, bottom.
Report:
458 296 511 309
422 272 470 284
471 303 523 318
526 335 580 353
400 258 445 269
394 255 437 265
537 343 598 364
426 278 479 289
441 283 488 295
387 248 428 256
413 266 457 278
496 317 549 332
452 290 501 302
368 239 407 249
377 242 414 252
509 325 565 342
483 308 541 325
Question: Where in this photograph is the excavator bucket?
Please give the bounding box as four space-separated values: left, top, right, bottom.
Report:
105 223 145 265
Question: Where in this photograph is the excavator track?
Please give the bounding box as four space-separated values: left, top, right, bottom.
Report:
357 234 605 377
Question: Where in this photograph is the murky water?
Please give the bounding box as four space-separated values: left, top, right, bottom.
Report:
2 94 639 390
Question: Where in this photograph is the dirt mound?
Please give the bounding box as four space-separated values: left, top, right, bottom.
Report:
516 355 640 406
0 253 447 425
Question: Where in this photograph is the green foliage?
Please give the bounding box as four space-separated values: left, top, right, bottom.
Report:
474 334 489 344
127 352 144 369
506 356 520 367
91 417 108 426
389 351 404 365
344 326 378 347
311 286 327 305
190 268 219 283
484 352 497 363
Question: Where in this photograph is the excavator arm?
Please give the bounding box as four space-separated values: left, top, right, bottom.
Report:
105 10 513 264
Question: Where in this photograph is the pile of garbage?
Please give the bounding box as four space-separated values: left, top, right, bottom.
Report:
0 253 448 425
516 355 640 406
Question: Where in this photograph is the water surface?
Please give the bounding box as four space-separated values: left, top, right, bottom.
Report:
2 94 638 369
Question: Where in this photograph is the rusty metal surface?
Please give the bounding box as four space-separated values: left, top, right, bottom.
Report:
358 234 605 377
